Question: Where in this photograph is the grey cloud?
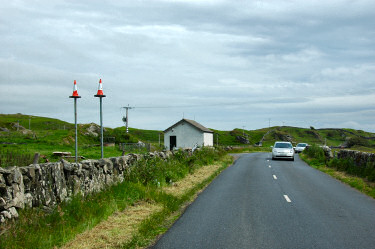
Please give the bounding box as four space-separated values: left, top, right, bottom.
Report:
1 0 374 132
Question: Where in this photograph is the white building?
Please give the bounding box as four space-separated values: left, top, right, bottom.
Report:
164 119 214 150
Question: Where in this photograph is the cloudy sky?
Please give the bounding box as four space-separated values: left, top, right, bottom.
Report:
1 0 374 132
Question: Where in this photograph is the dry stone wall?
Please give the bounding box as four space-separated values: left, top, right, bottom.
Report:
337 150 375 167
0 151 172 224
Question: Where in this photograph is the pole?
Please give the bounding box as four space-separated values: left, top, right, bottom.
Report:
70 80 81 163
99 97 104 158
95 79 106 159
74 98 78 163
126 106 129 133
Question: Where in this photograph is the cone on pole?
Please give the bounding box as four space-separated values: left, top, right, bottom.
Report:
94 79 106 97
70 80 81 98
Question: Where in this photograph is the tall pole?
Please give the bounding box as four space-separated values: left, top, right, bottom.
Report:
70 80 81 163
95 79 106 159
74 98 78 162
99 97 104 158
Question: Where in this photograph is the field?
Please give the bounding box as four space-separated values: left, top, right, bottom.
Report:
1 113 375 167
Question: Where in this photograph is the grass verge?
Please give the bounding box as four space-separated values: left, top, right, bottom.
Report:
300 154 375 199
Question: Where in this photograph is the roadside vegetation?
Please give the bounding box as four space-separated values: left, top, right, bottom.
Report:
300 144 375 199
0 148 232 249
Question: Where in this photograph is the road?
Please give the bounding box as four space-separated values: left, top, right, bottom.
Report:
152 153 375 249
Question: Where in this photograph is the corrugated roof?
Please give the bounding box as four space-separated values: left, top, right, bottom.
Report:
164 119 213 133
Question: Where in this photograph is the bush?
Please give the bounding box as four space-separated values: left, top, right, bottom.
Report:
125 147 225 186
346 137 369 148
303 144 325 163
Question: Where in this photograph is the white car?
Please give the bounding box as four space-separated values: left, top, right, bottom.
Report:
271 141 295 161
294 143 308 153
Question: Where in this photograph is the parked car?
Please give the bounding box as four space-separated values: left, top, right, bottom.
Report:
271 141 295 161
294 143 308 153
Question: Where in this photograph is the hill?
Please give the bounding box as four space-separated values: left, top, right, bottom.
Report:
1 113 375 167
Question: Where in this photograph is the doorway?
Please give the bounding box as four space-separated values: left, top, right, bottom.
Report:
170 136 176 150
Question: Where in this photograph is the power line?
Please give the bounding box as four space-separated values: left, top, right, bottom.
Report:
130 100 258 109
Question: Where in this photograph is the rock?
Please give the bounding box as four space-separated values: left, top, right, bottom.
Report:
8 207 18 218
24 193 33 208
0 173 6 184
0 214 5 223
84 123 104 137
0 197 6 210
11 183 25 209
236 136 250 144
0 127 9 132
1 210 11 219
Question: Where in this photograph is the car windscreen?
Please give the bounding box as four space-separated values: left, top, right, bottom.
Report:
274 143 292 148
297 143 307 147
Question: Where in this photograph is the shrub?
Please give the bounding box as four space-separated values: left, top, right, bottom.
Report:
346 137 369 148
303 144 325 163
124 147 225 186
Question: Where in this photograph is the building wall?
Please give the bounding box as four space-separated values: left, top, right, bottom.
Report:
164 122 210 150
203 132 214 146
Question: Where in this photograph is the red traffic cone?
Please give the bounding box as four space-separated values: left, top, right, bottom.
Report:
94 79 106 97
70 80 81 98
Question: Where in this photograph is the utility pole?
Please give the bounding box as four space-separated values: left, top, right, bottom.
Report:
268 118 271 129
122 105 134 133
242 126 245 136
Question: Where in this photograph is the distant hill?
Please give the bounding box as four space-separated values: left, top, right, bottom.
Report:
1 113 375 158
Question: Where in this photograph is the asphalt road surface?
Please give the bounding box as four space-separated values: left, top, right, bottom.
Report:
152 153 375 249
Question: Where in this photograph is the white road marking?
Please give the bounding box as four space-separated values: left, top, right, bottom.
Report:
284 195 292 203
269 165 271 168
273 175 277 180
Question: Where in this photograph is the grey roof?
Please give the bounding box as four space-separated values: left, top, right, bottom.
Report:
164 119 213 133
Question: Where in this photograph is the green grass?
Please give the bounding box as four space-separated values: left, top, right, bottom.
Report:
0 148 230 249
0 182 146 249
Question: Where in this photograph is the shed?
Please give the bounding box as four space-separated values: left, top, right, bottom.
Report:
164 119 214 150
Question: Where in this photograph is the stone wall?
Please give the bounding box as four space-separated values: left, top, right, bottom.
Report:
0 151 172 224
337 149 375 167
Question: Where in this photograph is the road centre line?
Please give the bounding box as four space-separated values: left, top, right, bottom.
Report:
284 195 292 203
273 175 277 180
269 165 271 168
